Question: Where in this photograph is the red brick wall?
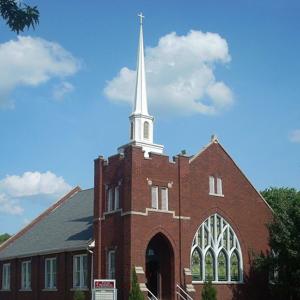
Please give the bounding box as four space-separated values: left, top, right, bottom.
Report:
0 251 91 300
93 143 272 300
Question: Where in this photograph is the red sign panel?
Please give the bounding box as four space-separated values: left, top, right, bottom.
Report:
94 279 115 289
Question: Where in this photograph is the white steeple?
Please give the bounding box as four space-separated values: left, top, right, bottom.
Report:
133 13 149 116
118 13 164 157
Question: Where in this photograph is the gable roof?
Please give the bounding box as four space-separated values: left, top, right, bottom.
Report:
189 138 273 212
0 188 94 260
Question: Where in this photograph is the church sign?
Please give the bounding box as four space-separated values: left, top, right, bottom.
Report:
93 280 117 300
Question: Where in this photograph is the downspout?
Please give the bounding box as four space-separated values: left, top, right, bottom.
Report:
178 157 182 286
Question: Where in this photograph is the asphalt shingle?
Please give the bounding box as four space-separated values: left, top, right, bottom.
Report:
0 188 94 260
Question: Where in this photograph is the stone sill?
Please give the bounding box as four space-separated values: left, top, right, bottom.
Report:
70 288 89 291
209 193 224 198
42 288 58 292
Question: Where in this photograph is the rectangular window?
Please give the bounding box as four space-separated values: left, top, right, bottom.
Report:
114 186 119 210
45 257 56 289
73 255 87 289
107 250 116 279
216 177 223 195
107 188 113 212
161 188 168 211
21 261 31 290
2 263 10 290
209 176 215 194
151 186 158 209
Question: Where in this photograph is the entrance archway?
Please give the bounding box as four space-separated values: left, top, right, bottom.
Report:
145 233 174 300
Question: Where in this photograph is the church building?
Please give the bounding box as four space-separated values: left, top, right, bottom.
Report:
0 15 272 300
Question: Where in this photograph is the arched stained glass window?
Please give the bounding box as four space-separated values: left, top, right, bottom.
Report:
144 121 149 139
218 251 227 281
205 250 215 281
190 214 243 283
230 251 240 281
191 249 202 280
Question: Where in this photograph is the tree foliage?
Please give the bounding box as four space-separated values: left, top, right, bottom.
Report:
0 233 11 245
128 268 144 300
0 0 39 33
257 187 300 300
201 278 217 300
73 290 85 300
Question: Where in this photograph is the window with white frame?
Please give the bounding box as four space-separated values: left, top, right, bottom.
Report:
2 263 10 290
107 188 113 212
21 261 31 290
114 186 120 210
209 176 215 195
191 214 243 283
107 250 116 279
209 176 223 196
161 188 169 211
45 257 56 289
151 186 158 209
73 255 88 289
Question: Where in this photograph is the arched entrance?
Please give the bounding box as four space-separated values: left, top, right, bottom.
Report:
145 233 174 300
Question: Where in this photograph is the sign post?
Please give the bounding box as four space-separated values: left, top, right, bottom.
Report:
93 279 117 300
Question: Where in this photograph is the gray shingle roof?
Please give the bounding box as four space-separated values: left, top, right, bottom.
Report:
0 188 94 260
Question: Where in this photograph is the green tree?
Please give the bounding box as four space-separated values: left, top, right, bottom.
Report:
256 187 300 300
0 0 39 33
73 290 85 300
201 278 217 300
0 233 11 245
128 268 144 300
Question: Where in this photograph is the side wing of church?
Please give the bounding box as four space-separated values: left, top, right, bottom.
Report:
0 14 272 300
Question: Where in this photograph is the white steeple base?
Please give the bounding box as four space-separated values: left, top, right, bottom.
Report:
118 141 164 158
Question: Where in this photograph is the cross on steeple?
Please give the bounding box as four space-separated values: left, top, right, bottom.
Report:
138 12 144 25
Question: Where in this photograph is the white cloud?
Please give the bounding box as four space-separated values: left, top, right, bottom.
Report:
0 171 72 198
0 171 72 216
289 129 300 143
53 81 75 100
0 36 80 108
0 193 23 215
104 30 233 115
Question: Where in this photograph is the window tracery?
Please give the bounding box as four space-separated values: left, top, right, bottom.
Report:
191 214 243 283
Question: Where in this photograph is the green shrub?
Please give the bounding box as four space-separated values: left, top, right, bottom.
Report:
128 268 144 300
74 290 85 300
202 278 217 300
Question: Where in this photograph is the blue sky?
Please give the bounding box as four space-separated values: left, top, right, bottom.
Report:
0 0 299 234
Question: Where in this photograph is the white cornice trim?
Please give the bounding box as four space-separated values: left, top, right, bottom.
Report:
98 208 190 221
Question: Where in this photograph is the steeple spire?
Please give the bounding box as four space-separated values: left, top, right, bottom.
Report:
133 12 149 116
118 13 164 157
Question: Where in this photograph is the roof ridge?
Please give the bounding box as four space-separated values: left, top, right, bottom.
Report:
0 186 81 252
